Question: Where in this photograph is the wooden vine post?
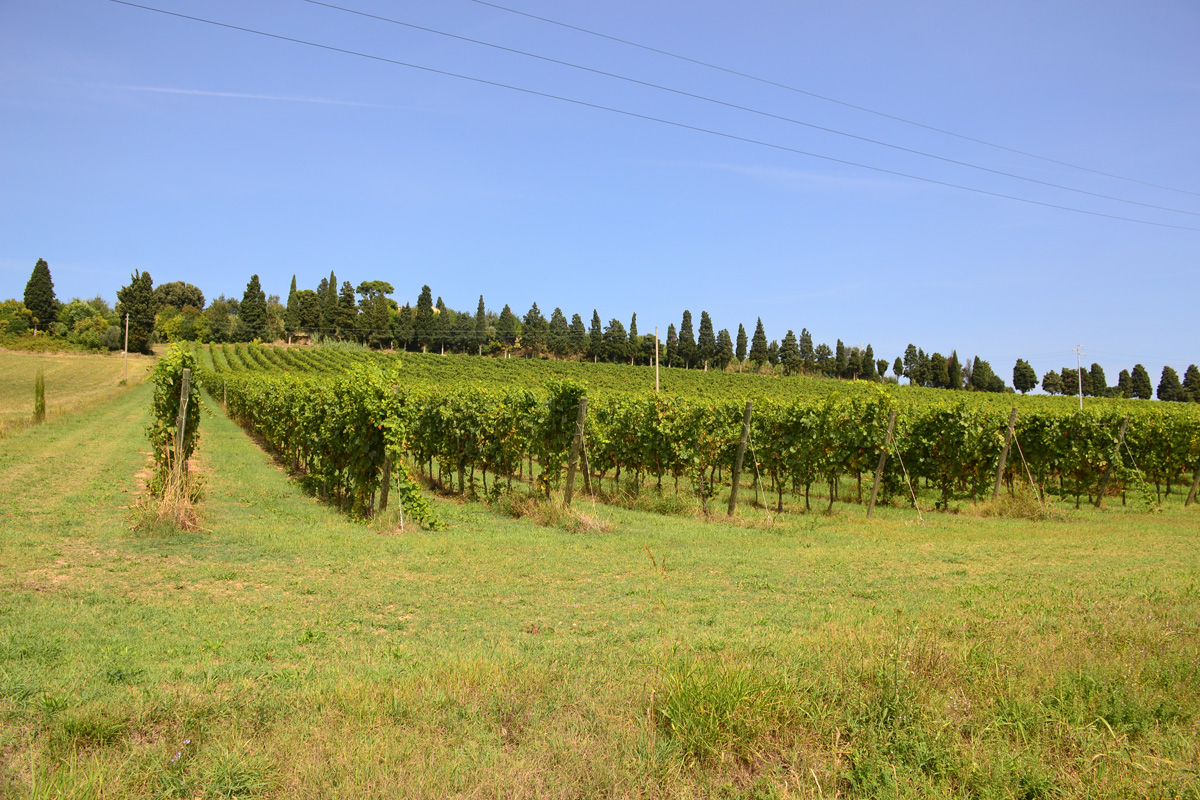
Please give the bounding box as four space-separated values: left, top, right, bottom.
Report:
867 408 897 518
563 397 588 507
173 368 191 480
379 454 392 514
1187 463 1200 508
993 407 1019 499
727 401 753 516
1096 416 1128 508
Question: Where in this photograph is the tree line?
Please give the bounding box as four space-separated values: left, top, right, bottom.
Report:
6 258 1198 402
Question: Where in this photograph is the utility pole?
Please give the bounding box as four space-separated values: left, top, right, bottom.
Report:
654 326 660 393
123 313 130 384
1074 344 1084 410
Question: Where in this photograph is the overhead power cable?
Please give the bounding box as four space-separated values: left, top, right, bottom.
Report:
460 0 1200 199
300 0 1199 218
108 1 1200 232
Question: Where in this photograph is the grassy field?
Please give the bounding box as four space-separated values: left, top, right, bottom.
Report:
0 349 156 436
0 379 1198 798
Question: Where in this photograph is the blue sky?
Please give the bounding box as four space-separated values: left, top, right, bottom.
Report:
2 0 1197 385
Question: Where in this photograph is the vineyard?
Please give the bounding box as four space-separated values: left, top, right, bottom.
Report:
193 343 1200 523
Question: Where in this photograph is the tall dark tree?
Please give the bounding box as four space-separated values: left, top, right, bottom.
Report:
115 270 156 354
475 296 488 354
23 258 58 330
237 274 269 342
677 311 696 368
337 281 357 339
863 344 877 381
735 323 748 365
696 311 716 370
1089 363 1107 397
715 328 734 370
522 303 547 354
495 304 520 355
877 359 890 379
414 285 435 352
799 328 814 370
568 313 587 356
588 310 603 362
748 318 769 369
548 308 569 356
1060 367 1080 398
1157 366 1184 401
627 313 640 365
1042 371 1064 395
766 340 780 367
814 343 834 375
665 323 678 367
1182 365 1200 403
835 340 848 378
356 281 393 348
284 275 299 342
322 271 339 334
1013 359 1037 394
893 357 904 380
947 350 961 389
1116 369 1132 399
603 318 628 363
970 357 1004 392
778 330 800 375
154 281 205 312
929 352 949 388
1130 364 1153 400
902 344 919 384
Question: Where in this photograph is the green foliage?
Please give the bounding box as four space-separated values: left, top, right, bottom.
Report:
1013 358 1037 394
749 318 768 369
0 299 34 336
154 281 205 311
34 368 45 424
1158 366 1184 402
116 270 157 354
23 258 58 329
1131 364 1153 400
236 274 269 342
147 345 202 481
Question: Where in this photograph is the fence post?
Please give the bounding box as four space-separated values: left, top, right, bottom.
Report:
1187 464 1200 508
727 401 754 516
564 398 588 506
993 407 1019 500
174 368 192 480
1096 416 1129 508
867 409 897 518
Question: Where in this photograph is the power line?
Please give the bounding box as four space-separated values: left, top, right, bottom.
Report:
460 0 1200 199
300 0 1200 219
108 0 1200 232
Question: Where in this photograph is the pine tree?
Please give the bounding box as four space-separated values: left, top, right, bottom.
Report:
475 296 488 354
1089 363 1107 397
338 281 357 339
929 352 949 388
715 329 734 370
1012 359 1037 394
356 281 393 348
799 328 814 370
696 311 716 370
522 303 547 354
414 285 435 352
116 271 156 354
863 344 877 380
548 308 569 356
1116 369 1132 399
568 313 587 356
495 304 520 356
835 340 848 378
1157 366 1184 401
766 340 780 367
588 310 603 362
735 323 748 365
814 343 834 375
903 344 919 383
1182 365 1200 403
284 275 299 342
748 318 768 369
1130 364 1153 399
237 274 269 341
845 347 862 379
677 311 696 368
778 330 800 375
23 258 57 330
603 318 628 363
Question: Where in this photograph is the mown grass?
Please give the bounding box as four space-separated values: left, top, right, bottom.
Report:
0 381 1197 798
0 349 155 436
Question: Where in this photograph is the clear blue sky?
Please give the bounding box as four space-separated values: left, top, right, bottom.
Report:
2 0 1197 385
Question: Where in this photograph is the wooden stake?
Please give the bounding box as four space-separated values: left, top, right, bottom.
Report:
564 398 588 506
993 407 1019 500
379 454 392 514
867 409 897 518
727 401 754 515
1186 464 1200 508
174 368 191 479
654 327 659 393
1096 417 1129 508
122 313 129 383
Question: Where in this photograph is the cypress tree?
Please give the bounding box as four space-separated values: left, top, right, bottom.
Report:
414 285 435 352
748 318 768 369
877 358 890 379
1182 364 1200 402
929 352 949 388
863 344 877 381
814 343 834 375
495 304 519 355
1012 359 1037 394
322 271 339 335
1089 363 1107 397
893 357 904 380
715 328 734 370
284 275 299 342
846 347 862 379
902 344 919 383
696 311 716 370
778 330 800 375
677 311 696 368
23 258 58 330
115 271 157 354
735 323 748 365
522 303 547 354
766 340 780 367
237 274 268 341
475 296 488 354
548 308 569 356
338 281 357 339
835 340 848 378
947 350 961 389
665 323 677 367
799 328 814 370
628 313 639 364
588 310 603 362
1157 366 1184 401
603 318 628 363
568 313 587 356
1116 369 1132 399
1130 364 1152 399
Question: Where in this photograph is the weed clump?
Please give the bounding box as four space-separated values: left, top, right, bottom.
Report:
971 489 1064 521
493 492 612 533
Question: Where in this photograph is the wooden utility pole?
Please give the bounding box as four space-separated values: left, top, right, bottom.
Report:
563 398 588 506
867 409 897 518
654 327 660 393
727 401 753 515
122 313 130 383
173 368 191 480
993 407 1019 499
1096 417 1129 508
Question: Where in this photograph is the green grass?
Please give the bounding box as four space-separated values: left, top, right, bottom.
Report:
0 383 1197 797
0 349 156 436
